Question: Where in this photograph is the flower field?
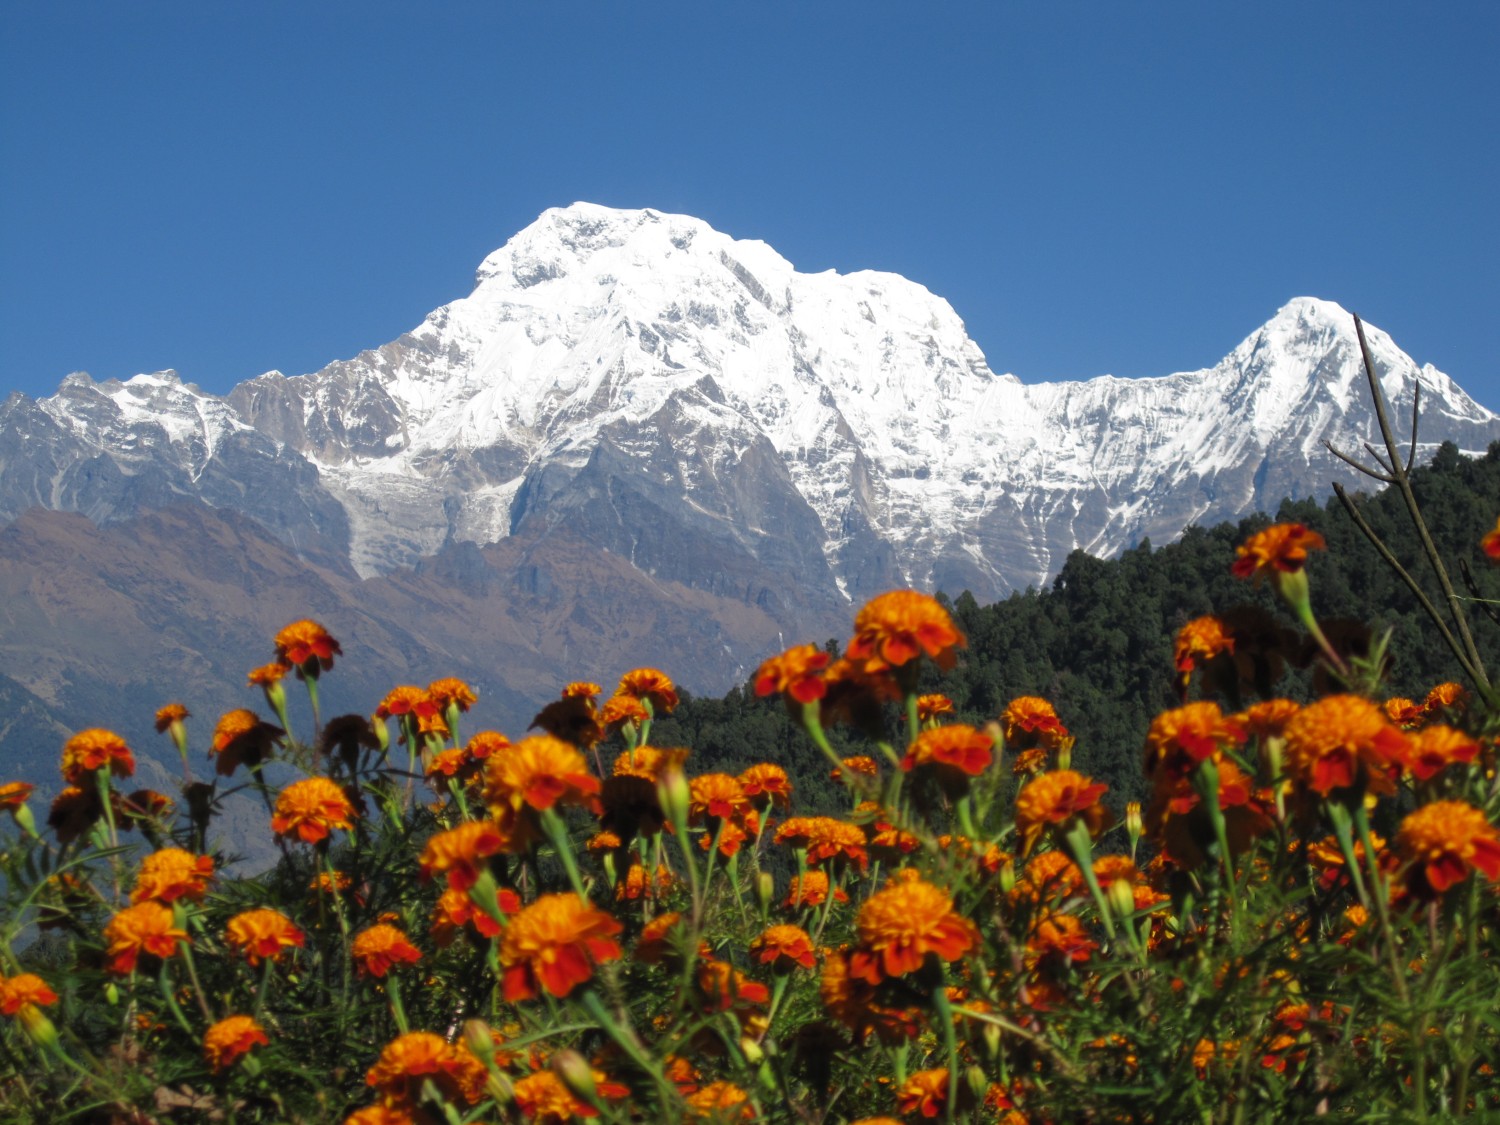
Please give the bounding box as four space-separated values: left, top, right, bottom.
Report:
3 516 1500 1124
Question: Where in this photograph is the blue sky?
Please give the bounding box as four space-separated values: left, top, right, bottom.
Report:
3 2 1497 409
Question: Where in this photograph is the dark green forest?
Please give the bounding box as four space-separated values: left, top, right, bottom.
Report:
655 442 1500 812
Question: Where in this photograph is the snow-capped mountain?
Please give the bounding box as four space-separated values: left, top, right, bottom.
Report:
4 203 1497 615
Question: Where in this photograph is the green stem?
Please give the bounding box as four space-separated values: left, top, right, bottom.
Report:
541 807 589 901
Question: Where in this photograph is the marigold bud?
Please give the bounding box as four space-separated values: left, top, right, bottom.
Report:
657 767 692 832
551 1048 598 1106
1107 878 1138 922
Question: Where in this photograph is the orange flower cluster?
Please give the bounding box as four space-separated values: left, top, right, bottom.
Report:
1014 770 1109 855
203 1015 268 1073
130 848 214 904
102 901 189 974
499 893 623 1001
271 777 356 843
846 590 965 674
848 870 978 984
225 908 306 965
902 723 994 784
484 735 600 823
60 729 135 784
754 643 831 703
1174 615 1234 675
273 619 341 674
365 1031 486 1108
774 816 869 872
351 923 423 977
1000 696 1070 752
1282 694 1407 797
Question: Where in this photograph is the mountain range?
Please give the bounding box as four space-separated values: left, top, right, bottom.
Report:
2 202 1497 788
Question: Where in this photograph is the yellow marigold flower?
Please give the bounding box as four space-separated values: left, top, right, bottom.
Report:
738 762 792 809
1401 725 1481 782
484 734 600 816
153 703 189 733
1395 800 1500 896
916 693 955 722
273 619 341 672
684 1081 754 1120
271 777 356 844
895 1068 950 1119
846 589 965 674
203 1015 268 1073
499 893 623 1001
365 1031 486 1107
750 924 816 971
1174 615 1234 674
1000 696 1070 751
849 870 978 983
902 723 993 776
0 973 59 1015
351 923 422 978
225 908 305 965
1015 769 1109 855
1282 694 1407 797
616 668 679 714
754 644 831 703
419 819 509 890
1231 522 1325 580
688 773 748 824
427 677 476 712
103 901 188 974
60 728 134 785
1482 514 1500 561
130 848 214 904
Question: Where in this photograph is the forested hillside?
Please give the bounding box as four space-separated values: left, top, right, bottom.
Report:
657 442 1500 808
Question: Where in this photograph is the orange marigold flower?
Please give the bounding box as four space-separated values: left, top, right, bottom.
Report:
1174 616 1234 674
1401 725 1481 782
895 1068 950 1119
616 863 675 902
203 1015 268 1073
1423 682 1468 715
1239 699 1300 740
271 776 356 844
1000 696 1070 752
1231 522 1326 580
846 590 965 674
465 730 511 760
738 763 792 809
684 1081 754 1121
1013 850 1083 905
430 886 506 947
600 693 649 731
153 703 189 733
1015 769 1110 855
849 870 979 984
1144 702 1246 780
754 644 831 704
563 681 602 700
102 901 189 974
616 668 679 715
225 908 306 965
902 723 994 777
750 924 817 971
484 735 600 817
916 693 955 722
1383 697 1425 729
1282 694 1407 797
835 755 879 781
273 619 341 672
365 1031 486 1107
130 848 214 904
0 781 35 811
375 685 436 722
60 728 134 784
513 1070 593 1123
688 773 749 824
774 816 869 872
633 911 686 965
784 869 847 908
611 743 689 781
210 708 283 777
0 973 59 1015
247 661 290 687
427 677 477 712
1481 514 1500 561
697 959 771 1013
1395 800 1500 896
342 1108 415 1125
1025 911 1098 969
499 893 623 1001
419 819 508 890
351 923 422 978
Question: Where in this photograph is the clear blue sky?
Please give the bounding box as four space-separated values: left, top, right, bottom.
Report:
3 2 1497 408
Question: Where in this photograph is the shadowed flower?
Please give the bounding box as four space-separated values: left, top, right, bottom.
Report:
1231 523 1326 580
902 724 993 778
271 777 356 844
739 763 792 809
0 973 58 1016
1395 800 1500 896
632 911 686 966
775 816 869 872
1000 697 1070 752
846 590 965 675
696 959 771 1013
365 1031 486 1107
225 908 306 966
499 893 623 1001
273 619 341 675
1015 770 1110 855
203 1015 268 1073
484 735 600 819
750 924 817 971
820 948 921 1046
916 694 955 723
427 677 476 713
341 1107 415 1125
1143 702 1246 781
1239 699 1300 740
895 1069 951 1119
784 870 847 908
530 695 605 748
1400 725 1481 782
689 773 749 824
1282 694 1407 798
103 901 189 974
430 886 507 946
617 668 679 715
1482 514 1500 560
130 848 214 904
1174 616 1234 677
848 869 978 984
46 786 103 843
60 729 134 784
419 819 509 890
513 1070 593 1123
210 709 284 777
1423 682 1468 716
754 644 831 704
351 923 423 978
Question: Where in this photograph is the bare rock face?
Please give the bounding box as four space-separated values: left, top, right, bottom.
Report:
3 204 1499 785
